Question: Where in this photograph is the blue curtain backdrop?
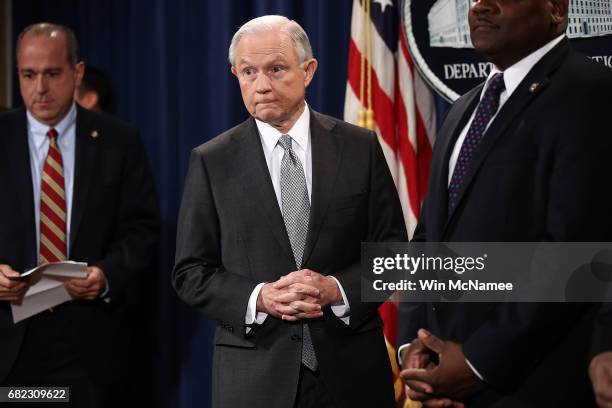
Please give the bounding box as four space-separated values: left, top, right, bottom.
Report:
12 1 450 407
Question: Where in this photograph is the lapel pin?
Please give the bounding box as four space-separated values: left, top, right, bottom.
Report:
529 82 540 93
91 130 99 139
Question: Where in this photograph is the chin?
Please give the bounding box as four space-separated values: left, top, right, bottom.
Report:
32 112 58 124
255 110 281 123
472 42 498 59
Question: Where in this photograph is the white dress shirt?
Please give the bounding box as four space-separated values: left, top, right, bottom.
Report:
27 103 77 260
245 104 350 329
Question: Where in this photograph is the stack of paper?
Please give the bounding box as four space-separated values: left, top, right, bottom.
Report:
10 261 88 323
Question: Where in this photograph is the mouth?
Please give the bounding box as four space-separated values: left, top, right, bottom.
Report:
256 101 277 107
471 18 499 33
34 100 53 107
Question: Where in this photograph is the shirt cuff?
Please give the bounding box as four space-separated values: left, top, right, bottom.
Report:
329 276 350 325
465 357 485 381
397 343 411 367
245 282 268 333
99 282 110 300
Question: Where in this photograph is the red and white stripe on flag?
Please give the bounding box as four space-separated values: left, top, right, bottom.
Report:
344 0 436 406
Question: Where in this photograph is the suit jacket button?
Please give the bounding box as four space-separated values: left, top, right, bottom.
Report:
227 326 234 332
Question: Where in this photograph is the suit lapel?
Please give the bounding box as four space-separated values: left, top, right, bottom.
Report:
70 107 97 250
302 111 341 266
4 109 37 261
444 40 570 229
232 118 294 261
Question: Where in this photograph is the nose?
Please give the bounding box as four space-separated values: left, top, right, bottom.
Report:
35 74 48 94
470 0 496 15
254 72 271 94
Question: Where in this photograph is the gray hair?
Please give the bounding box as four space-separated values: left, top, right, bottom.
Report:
228 15 313 66
16 22 79 66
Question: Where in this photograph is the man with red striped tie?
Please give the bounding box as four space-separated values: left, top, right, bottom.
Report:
0 23 159 407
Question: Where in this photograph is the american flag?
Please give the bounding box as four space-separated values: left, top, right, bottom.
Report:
344 0 437 406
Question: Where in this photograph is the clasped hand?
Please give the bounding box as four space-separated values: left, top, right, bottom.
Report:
257 269 342 321
399 329 482 408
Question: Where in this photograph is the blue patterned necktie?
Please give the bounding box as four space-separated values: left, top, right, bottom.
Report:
448 73 506 213
278 134 318 371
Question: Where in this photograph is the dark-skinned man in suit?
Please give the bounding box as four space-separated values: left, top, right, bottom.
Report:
397 0 612 407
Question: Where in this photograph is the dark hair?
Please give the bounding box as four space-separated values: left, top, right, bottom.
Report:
16 22 79 66
79 66 114 110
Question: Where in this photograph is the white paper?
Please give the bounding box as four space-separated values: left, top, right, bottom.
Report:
10 262 88 323
9 261 88 281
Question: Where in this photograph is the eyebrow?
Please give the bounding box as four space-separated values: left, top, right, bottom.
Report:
19 67 62 73
237 57 287 67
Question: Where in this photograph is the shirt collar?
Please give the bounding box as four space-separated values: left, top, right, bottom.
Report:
256 103 310 153
27 102 77 149
486 35 565 98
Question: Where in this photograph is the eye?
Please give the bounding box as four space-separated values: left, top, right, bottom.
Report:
243 67 254 76
272 65 284 73
21 70 36 79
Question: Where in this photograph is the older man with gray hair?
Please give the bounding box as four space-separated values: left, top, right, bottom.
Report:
173 15 406 408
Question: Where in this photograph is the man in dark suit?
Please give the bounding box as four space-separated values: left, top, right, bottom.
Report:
590 304 612 408
172 15 406 408
0 23 159 407
398 0 612 407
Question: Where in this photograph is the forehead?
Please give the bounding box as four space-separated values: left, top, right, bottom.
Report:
234 30 298 64
18 32 69 67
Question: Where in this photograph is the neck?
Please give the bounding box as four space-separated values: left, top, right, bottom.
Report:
490 33 563 71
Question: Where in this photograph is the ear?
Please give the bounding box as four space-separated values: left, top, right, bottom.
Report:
231 66 238 78
76 91 99 111
550 0 568 25
75 61 85 87
303 58 318 88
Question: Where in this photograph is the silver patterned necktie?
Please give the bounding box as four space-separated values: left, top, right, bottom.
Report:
278 134 318 371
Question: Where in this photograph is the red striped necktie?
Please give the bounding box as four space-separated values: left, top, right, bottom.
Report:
39 128 67 263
